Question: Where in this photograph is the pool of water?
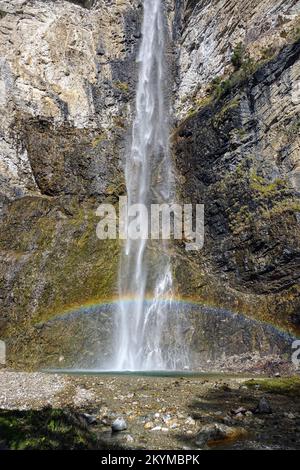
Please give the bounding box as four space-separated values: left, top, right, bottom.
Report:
43 369 255 379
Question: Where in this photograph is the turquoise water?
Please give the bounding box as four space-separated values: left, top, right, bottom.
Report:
43 369 254 379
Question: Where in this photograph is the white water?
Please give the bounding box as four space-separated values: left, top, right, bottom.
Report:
111 0 188 371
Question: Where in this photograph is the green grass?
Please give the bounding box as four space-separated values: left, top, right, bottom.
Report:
245 377 300 396
0 408 98 450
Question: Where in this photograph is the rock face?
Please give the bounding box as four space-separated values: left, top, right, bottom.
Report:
0 0 299 369
13 302 297 373
173 3 300 333
0 0 142 200
173 0 300 119
0 0 141 363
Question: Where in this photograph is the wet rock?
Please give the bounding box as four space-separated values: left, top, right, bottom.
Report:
195 423 248 448
254 397 272 415
111 417 127 432
82 413 97 425
235 413 244 421
222 415 234 426
284 412 296 419
232 407 247 415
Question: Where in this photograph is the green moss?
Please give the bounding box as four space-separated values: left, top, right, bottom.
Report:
244 377 300 396
289 17 300 42
0 408 98 450
237 128 247 137
260 46 277 62
113 116 126 128
183 35 299 123
214 96 241 123
250 171 287 196
285 120 300 139
0 198 120 331
114 81 129 93
231 42 246 70
91 132 107 147
294 28 300 41
262 199 300 218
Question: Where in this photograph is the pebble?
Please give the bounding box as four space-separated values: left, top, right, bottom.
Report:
144 422 154 429
150 426 162 432
111 417 127 432
162 414 171 423
170 423 178 429
185 417 196 426
232 407 247 415
284 412 295 419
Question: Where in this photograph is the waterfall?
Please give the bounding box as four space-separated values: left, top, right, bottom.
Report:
111 0 188 371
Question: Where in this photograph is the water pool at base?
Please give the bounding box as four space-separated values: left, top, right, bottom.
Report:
43 369 257 379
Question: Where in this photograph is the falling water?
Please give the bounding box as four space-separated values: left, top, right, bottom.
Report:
112 0 188 371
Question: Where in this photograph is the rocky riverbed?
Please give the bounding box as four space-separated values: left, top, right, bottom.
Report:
0 370 299 450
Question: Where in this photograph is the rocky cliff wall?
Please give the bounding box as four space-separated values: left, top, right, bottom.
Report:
172 0 300 334
0 0 299 369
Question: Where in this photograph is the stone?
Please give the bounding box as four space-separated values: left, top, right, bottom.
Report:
150 426 162 432
232 407 247 415
162 414 171 423
144 422 154 430
111 418 127 432
82 413 97 425
195 423 248 448
284 412 296 419
185 417 196 426
170 424 178 429
254 397 272 415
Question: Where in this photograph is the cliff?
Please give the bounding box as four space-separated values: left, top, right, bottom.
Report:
0 0 299 369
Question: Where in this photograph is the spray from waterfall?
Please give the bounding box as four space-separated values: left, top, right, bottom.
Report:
111 0 188 371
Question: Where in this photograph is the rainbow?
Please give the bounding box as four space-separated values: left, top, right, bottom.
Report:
33 295 299 338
